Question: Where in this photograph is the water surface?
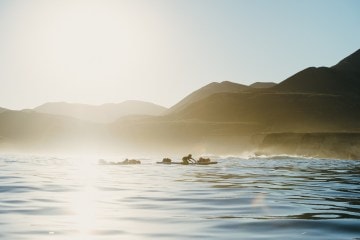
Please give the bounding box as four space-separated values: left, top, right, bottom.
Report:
0 154 359 239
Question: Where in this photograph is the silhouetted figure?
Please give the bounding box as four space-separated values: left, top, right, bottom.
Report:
162 158 172 163
198 157 210 163
182 154 195 164
121 159 141 164
131 159 141 164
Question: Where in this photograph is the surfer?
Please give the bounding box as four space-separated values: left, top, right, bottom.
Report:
122 159 141 164
182 154 196 165
162 158 172 163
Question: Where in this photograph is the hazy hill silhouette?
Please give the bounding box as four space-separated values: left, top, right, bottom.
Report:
1 49 360 158
0 110 113 152
167 81 249 113
250 82 277 88
168 49 360 132
0 107 8 114
34 100 167 123
170 92 360 132
108 49 360 157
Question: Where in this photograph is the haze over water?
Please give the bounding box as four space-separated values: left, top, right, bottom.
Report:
1 154 359 240
1 1 360 239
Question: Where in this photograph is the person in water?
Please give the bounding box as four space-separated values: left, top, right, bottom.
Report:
182 154 196 164
122 159 141 164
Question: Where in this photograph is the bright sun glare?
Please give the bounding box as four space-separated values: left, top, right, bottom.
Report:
70 158 99 239
4 0 170 107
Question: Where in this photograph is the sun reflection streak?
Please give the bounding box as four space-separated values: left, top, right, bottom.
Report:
69 158 99 240
251 193 271 215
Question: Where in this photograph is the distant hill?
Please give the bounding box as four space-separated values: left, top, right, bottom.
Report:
34 100 167 123
170 91 360 132
250 82 277 88
111 90 360 156
332 49 360 74
168 49 360 132
274 49 360 96
110 49 360 156
0 110 113 152
0 107 8 114
2 49 360 158
167 81 249 113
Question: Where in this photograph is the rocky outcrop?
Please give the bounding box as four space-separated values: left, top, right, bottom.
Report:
258 132 360 160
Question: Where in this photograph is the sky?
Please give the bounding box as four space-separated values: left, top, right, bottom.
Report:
0 0 359 110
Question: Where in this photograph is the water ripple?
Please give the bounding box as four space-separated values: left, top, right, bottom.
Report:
0 155 359 239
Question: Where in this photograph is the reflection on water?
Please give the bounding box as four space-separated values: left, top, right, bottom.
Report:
70 160 99 240
0 154 359 239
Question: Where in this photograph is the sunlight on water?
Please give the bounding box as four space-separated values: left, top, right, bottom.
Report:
0 154 359 240
251 193 269 214
70 159 98 240
71 185 97 239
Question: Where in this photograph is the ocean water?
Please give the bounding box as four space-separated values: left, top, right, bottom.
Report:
0 154 359 240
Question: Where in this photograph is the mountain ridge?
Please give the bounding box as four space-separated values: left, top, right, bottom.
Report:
34 100 167 123
332 48 360 73
1 48 360 158
273 49 360 95
167 80 250 113
249 82 277 88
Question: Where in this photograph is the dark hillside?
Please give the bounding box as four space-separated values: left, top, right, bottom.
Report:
171 91 360 132
273 49 360 96
168 81 250 113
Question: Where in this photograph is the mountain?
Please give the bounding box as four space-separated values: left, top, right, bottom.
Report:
167 81 250 113
111 91 360 157
168 49 360 131
110 49 360 156
0 109 113 153
250 82 277 88
332 49 360 74
0 107 8 114
170 91 360 132
273 49 360 96
2 49 360 158
34 100 167 123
